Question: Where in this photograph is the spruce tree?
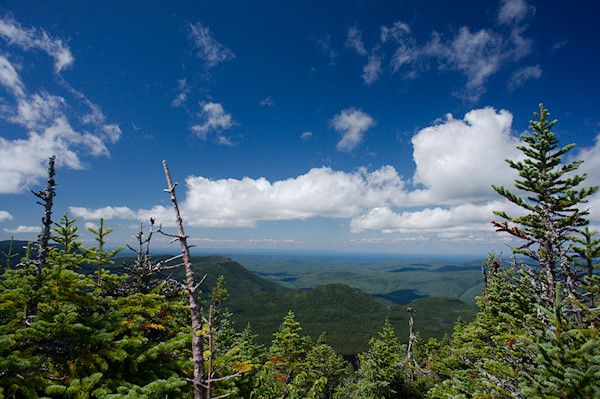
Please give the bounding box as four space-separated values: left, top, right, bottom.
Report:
492 104 598 312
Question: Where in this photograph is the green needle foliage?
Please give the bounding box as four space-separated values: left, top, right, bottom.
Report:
492 103 598 311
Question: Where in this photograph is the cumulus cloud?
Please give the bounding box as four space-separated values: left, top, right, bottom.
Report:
191 102 234 139
577 133 600 187
350 200 523 233
409 107 521 204
0 18 120 194
0 210 13 221
346 26 367 56
0 116 109 193
331 108 375 152
0 16 74 72
507 64 541 91
0 59 112 192
71 107 532 239
3 225 40 234
189 22 235 68
72 165 407 227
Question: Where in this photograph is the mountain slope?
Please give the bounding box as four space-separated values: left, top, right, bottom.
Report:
176 256 477 355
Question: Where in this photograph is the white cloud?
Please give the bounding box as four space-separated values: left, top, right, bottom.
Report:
346 26 367 56
172 78 190 108
350 200 522 233
507 64 541 91
70 206 138 220
71 107 540 241
84 222 98 231
427 28 506 97
316 34 337 66
3 225 40 234
0 19 119 194
362 52 382 85
0 210 13 222
577 133 600 187
409 107 521 204
359 8 534 99
0 16 73 72
216 135 235 146
0 56 24 96
189 23 235 68
191 102 234 139
331 108 375 152
259 96 274 107
0 116 108 193
300 131 313 141
380 21 411 43
72 165 407 228
498 0 531 25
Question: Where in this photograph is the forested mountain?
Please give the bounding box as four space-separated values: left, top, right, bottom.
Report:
0 247 477 356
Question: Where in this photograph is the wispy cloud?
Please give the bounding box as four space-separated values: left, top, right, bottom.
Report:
507 64 541 91
189 22 235 69
362 51 383 85
172 78 190 107
259 96 274 106
0 16 73 73
345 26 367 56
349 1 535 99
316 34 337 66
300 131 313 141
331 108 375 152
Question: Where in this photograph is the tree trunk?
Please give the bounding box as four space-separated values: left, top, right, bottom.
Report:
162 160 205 399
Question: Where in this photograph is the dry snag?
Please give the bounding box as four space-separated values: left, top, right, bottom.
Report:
160 160 239 399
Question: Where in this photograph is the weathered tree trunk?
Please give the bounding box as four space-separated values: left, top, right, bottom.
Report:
162 160 206 399
33 155 56 271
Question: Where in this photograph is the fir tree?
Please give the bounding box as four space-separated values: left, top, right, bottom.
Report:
353 319 405 399
492 104 598 312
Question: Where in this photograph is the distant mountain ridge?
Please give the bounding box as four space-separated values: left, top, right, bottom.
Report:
0 241 478 356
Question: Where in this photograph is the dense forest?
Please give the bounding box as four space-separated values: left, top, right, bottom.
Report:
0 104 598 398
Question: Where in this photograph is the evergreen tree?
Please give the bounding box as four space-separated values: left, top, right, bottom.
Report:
353 319 405 399
254 311 351 399
492 103 598 312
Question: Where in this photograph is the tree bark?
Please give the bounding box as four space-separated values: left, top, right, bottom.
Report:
162 160 205 399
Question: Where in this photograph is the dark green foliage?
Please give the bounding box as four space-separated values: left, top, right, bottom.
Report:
492 104 598 311
353 319 406 398
166 257 477 356
253 311 352 398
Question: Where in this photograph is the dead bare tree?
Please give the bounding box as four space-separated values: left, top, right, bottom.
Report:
122 221 179 296
32 155 56 272
159 160 239 399
401 306 430 382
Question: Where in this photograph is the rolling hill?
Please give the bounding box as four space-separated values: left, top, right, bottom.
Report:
0 241 478 356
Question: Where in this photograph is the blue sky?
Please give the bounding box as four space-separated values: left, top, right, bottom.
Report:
0 0 599 255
